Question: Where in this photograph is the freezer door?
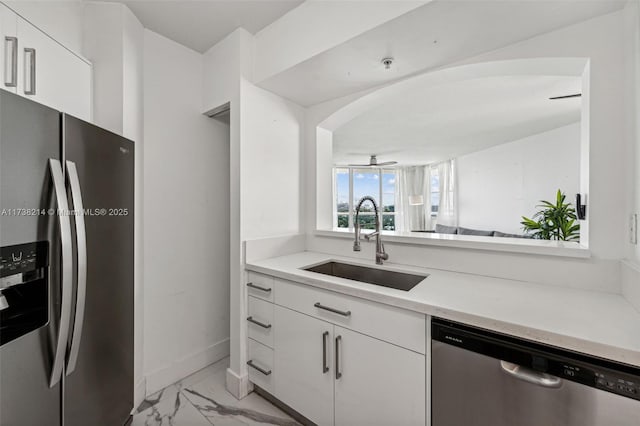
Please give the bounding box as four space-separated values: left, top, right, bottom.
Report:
431 340 640 426
62 115 134 426
0 90 62 425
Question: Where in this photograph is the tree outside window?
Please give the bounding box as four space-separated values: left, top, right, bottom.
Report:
334 168 396 231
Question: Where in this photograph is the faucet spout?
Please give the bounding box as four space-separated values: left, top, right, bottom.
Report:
353 196 389 264
364 230 379 241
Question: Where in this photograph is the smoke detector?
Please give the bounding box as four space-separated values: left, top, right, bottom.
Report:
381 57 394 70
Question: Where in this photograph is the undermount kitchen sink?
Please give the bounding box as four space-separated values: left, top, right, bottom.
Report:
303 261 428 291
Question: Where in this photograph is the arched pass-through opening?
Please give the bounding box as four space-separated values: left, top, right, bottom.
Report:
315 58 590 255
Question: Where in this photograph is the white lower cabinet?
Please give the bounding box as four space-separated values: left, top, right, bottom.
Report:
247 339 275 393
334 326 425 426
272 303 426 426
273 305 334 426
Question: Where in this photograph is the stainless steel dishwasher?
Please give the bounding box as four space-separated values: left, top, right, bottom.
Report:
431 319 640 426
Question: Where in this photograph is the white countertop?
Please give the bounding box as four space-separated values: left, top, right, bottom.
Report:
246 251 640 367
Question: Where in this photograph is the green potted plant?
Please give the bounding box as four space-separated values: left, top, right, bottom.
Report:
521 190 580 241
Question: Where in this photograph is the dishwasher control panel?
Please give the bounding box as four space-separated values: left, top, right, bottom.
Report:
594 371 638 399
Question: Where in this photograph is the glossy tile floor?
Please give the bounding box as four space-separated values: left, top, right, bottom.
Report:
132 357 300 426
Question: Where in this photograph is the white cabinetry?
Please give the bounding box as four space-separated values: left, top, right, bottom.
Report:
245 273 277 394
0 4 17 93
274 305 334 426
334 326 425 426
246 273 427 426
0 4 91 121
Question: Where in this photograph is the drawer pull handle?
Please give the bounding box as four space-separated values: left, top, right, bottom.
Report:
335 335 342 380
322 331 329 373
247 282 272 293
247 316 272 329
314 302 351 317
247 360 272 376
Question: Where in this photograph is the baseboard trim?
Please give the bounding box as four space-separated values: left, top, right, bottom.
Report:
144 338 230 396
133 377 146 412
226 367 252 400
254 386 313 425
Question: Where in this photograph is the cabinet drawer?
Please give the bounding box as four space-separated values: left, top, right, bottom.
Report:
247 339 274 393
247 296 274 348
275 279 425 354
246 272 274 302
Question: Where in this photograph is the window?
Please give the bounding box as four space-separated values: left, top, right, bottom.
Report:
335 168 350 228
430 168 440 218
333 168 397 231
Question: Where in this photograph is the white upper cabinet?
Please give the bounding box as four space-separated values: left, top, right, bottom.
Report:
0 4 91 121
0 4 17 93
16 14 91 121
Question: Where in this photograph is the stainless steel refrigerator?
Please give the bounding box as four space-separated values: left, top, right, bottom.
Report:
0 90 134 425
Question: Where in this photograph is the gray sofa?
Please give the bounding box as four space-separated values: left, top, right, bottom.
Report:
411 224 531 239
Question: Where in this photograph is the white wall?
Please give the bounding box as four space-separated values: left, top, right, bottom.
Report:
625 0 640 265
240 81 305 240
82 2 125 135
202 31 307 397
306 10 629 292
202 28 253 113
457 123 581 235
201 29 253 398
143 29 230 394
622 0 640 311
4 0 83 55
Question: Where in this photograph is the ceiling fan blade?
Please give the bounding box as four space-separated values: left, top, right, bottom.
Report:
347 155 398 167
549 93 582 100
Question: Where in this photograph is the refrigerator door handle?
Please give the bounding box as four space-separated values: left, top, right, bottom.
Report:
65 161 87 376
48 159 73 388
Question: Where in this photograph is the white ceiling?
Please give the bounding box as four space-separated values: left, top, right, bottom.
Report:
103 0 303 53
332 74 582 166
258 0 623 106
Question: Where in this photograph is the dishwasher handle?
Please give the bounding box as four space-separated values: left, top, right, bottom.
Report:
500 361 562 388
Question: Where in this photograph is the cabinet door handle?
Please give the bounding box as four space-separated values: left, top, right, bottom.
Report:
247 316 271 329
4 36 17 87
335 335 342 380
24 47 36 95
314 302 351 317
322 331 329 373
247 282 272 293
247 360 272 376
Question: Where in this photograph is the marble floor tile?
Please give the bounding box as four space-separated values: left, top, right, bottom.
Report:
182 361 300 426
132 385 211 426
133 357 301 426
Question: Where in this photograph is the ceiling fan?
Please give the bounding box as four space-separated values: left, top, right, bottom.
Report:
549 93 582 100
348 155 397 167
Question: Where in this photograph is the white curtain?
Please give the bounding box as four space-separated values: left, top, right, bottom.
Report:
397 166 432 231
436 159 458 227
